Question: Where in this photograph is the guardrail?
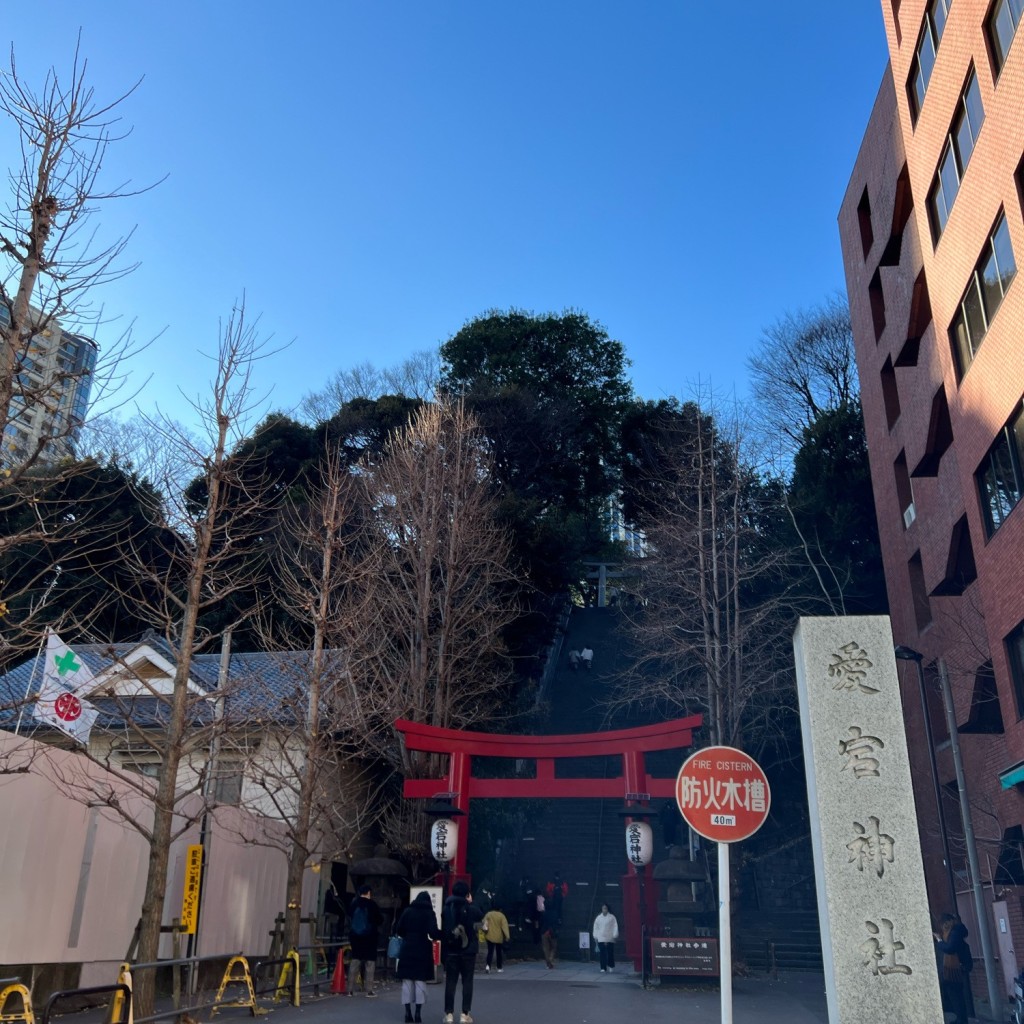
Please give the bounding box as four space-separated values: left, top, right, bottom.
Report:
113 953 269 1023
12 940 349 1024
41 984 131 1024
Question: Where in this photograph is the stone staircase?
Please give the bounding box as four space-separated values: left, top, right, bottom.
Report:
735 909 824 973
489 602 824 974
488 603 710 962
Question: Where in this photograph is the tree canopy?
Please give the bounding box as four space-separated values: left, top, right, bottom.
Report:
440 309 633 594
440 309 633 512
788 400 888 615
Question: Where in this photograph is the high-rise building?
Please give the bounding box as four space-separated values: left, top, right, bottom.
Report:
840 0 1024 977
0 304 97 464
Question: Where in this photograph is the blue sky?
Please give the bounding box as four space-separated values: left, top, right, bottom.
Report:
3 3 889 430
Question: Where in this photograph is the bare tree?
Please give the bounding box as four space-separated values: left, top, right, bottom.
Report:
75 411 202 503
128 303 280 1012
610 393 800 753
18 301 279 1015
0 39 156 474
300 349 438 422
252 445 385 948
747 294 857 456
0 41 156 671
340 400 519 793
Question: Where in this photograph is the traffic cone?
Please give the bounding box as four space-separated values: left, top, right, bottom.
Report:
330 949 346 994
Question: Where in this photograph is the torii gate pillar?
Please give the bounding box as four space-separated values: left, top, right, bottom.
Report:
446 750 471 879
397 713 704 968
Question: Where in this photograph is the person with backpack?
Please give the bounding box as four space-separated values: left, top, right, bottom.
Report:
347 884 384 997
395 891 443 1023
545 872 568 925
441 881 484 1024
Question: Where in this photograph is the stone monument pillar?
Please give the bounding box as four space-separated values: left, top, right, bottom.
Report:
793 616 943 1023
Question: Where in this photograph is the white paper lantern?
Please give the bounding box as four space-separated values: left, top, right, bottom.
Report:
625 820 653 867
431 818 459 863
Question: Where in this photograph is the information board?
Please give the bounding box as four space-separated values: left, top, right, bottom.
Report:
650 937 720 976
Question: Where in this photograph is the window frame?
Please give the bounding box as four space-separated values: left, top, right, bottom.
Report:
976 400 1024 536
927 68 985 242
988 0 1024 76
1006 618 1024 720
908 0 953 122
950 212 1016 377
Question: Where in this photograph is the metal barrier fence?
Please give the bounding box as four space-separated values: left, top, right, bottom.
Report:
40 984 131 1024
115 952 269 1024
252 942 348 1003
15 941 350 1024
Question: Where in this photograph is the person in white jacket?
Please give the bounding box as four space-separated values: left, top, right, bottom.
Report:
592 904 619 972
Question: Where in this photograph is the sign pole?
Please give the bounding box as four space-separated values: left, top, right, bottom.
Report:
718 842 732 1024
674 745 770 1023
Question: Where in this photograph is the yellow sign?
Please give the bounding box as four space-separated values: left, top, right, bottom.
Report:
181 844 203 934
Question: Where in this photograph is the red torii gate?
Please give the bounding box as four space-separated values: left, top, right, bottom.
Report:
394 713 703 882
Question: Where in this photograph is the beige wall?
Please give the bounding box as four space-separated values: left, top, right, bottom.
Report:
0 733 321 972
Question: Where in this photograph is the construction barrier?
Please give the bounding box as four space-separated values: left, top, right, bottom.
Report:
211 956 265 1017
107 965 132 1024
0 984 34 1024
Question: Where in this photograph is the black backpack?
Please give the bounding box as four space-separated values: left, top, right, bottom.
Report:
351 903 371 936
443 900 469 950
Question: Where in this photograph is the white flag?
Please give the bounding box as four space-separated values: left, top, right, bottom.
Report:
43 630 97 694
31 631 100 744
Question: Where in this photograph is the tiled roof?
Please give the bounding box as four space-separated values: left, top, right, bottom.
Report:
0 633 346 733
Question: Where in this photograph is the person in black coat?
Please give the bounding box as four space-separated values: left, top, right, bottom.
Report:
396 891 442 1023
442 881 484 1024
934 912 973 1024
347 885 384 996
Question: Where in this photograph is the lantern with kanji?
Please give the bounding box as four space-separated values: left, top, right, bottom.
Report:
625 820 653 867
430 818 459 863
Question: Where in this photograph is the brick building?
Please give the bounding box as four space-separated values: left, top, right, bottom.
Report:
839 0 1024 989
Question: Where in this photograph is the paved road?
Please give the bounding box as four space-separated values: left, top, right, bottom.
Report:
264 961 829 1024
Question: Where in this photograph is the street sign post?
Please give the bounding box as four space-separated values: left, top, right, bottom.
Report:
675 746 771 1024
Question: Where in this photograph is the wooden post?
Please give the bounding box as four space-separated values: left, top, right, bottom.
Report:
171 919 181 1008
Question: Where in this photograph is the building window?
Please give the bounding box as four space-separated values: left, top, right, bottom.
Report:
989 0 1023 75
869 268 886 341
908 551 932 631
961 661 1004 734
911 385 954 476
1006 619 1024 718
211 761 245 805
881 357 901 429
927 69 985 240
908 0 952 122
895 450 915 528
951 213 1016 377
117 748 162 778
930 514 977 595
857 187 874 258
977 401 1024 535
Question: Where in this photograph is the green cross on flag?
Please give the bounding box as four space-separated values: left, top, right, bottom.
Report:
32 630 99 744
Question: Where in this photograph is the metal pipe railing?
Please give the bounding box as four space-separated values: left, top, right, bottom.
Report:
41 984 131 1024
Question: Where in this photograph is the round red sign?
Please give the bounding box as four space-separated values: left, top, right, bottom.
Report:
675 745 771 843
53 691 83 722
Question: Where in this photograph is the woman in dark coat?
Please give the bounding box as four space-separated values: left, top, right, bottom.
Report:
934 912 973 1024
396 891 442 1022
